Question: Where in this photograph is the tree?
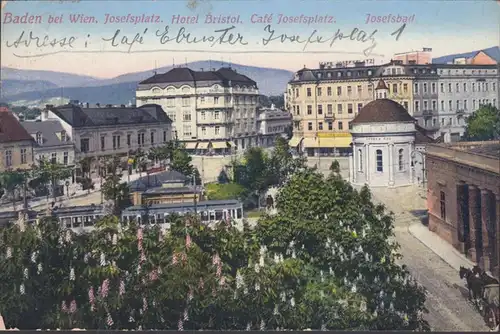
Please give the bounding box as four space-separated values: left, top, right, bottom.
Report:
217 170 230 184
170 149 193 177
267 137 306 187
0 166 429 330
0 170 26 210
100 157 131 215
33 159 72 202
463 104 500 141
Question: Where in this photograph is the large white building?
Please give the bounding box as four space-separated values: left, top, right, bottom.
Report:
349 80 435 188
136 67 260 155
256 104 292 147
41 102 173 177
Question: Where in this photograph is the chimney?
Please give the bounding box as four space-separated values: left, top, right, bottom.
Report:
96 103 101 108
69 100 79 105
121 104 126 108
86 102 89 108
45 104 54 109
106 104 113 108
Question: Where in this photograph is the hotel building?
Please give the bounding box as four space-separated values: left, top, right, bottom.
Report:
136 67 260 155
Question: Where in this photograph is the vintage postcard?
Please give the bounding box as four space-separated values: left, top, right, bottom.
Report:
0 0 499 332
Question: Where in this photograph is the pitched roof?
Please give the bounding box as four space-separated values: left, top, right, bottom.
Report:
351 99 415 124
49 104 172 128
129 170 188 192
414 124 436 144
139 67 256 86
0 107 34 143
21 120 72 148
375 79 388 90
432 46 500 64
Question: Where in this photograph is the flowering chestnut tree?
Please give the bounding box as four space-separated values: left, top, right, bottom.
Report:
0 167 429 330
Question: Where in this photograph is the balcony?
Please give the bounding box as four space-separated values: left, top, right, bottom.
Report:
197 118 233 125
456 109 466 115
324 113 335 121
422 109 434 115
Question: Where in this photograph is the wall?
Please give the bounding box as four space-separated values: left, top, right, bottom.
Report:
0 141 34 172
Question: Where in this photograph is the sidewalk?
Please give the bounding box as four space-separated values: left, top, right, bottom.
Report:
408 222 476 271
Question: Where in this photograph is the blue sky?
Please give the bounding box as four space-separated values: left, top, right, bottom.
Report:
1 0 498 77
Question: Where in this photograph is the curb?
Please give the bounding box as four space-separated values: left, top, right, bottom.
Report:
408 223 476 271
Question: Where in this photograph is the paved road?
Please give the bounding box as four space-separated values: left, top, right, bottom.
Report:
370 188 489 331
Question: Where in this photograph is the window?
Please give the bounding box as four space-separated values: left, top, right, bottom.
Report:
456 100 460 110
318 122 323 130
182 97 190 106
163 131 167 142
51 153 57 164
392 84 398 94
473 100 476 110
376 149 383 172
201 127 206 136
20 148 27 164
414 83 418 94
431 83 436 93
337 104 343 113
215 126 220 135
357 149 363 171
307 105 312 115
463 83 467 92
36 132 43 144
63 152 68 165
348 121 352 130
440 191 446 220
403 101 408 110
357 103 363 112
357 85 362 95
414 101 419 112
448 100 452 110
295 88 299 97
423 100 428 110
60 131 66 142
440 83 444 93
80 138 90 153
327 87 332 96
423 83 427 93
456 83 459 92
317 87 322 96
166 98 175 107
137 133 145 146
347 86 352 95
200 97 205 104
441 101 444 110
432 101 437 110
472 83 476 92
308 122 313 131
307 88 311 97
100 136 105 151
328 122 333 130
347 104 353 114
127 134 131 147
464 100 468 110
494 99 497 107
5 150 12 167
338 121 343 130
493 83 496 91
327 104 333 114
403 83 408 93
150 132 155 144
398 149 404 171
214 111 220 119
337 87 342 96
448 83 452 92
183 125 192 137
317 104 323 114
113 135 121 149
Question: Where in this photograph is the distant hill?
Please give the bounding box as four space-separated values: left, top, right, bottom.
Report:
1 61 293 105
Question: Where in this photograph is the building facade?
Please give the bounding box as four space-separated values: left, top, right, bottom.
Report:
136 67 260 154
433 64 498 140
393 48 433 65
0 105 35 172
256 104 292 147
426 141 500 278
349 82 434 187
286 60 415 157
42 102 173 176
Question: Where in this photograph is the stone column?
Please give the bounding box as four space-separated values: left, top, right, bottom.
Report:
468 185 481 263
388 143 395 186
456 181 467 252
494 194 500 279
365 144 370 184
480 189 492 271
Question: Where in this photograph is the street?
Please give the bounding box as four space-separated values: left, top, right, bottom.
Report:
370 187 489 331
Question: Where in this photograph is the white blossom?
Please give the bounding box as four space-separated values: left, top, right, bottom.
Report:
260 320 265 331
255 282 260 291
37 263 42 274
360 301 367 312
254 263 260 273
380 300 385 309
386 276 390 283
6 247 12 259
279 254 284 263
390 302 394 311
112 234 117 245
84 253 89 263
259 255 265 267
329 267 334 275
246 323 251 331
351 284 357 293
372 309 378 317
244 287 249 295
392 291 396 298
31 251 37 263
20 283 25 295
236 271 244 289
65 230 72 243
280 291 286 302
362 228 366 238
339 220 343 227
290 297 295 307
23 268 28 279
291 250 296 259
321 323 327 331
100 253 106 266
319 290 324 298
273 305 279 315
320 270 324 282
69 267 75 281
274 254 279 264
379 290 384 298
358 245 363 253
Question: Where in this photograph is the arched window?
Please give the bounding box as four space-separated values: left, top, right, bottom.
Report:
376 149 383 172
357 149 363 171
398 149 404 171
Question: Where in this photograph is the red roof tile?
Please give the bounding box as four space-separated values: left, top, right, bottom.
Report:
0 109 34 143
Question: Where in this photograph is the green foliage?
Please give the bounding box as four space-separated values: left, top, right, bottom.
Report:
100 157 131 215
0 166 429 330
171 149 194 178
205 183 247 201
330 160 340 174
464 104 500 141
217 170 230 184
33 159 73 201
0 170 28 210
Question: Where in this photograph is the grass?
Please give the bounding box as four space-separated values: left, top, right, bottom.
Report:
246 209 264 218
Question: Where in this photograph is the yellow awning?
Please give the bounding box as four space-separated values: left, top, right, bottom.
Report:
185 142 197 149
211 141 227 149
288 136 303 147
227 141 236 147
303 138 320 148
197 142 209 149
316 137 352 148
